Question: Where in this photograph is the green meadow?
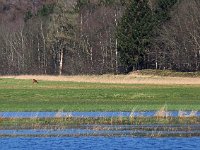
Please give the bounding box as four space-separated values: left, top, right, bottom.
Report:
0 78 200 111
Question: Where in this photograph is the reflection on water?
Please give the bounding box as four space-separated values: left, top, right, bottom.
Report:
0 137 200 150
1 111 199 118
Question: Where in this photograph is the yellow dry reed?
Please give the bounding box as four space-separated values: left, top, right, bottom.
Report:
2 72 200 84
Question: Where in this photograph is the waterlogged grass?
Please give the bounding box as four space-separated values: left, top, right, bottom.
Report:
0 78 200 111
0 117 199 130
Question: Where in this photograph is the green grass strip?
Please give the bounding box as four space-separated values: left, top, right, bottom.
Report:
0 78 200 111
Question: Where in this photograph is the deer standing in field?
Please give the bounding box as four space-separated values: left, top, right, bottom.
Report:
32 79 38 84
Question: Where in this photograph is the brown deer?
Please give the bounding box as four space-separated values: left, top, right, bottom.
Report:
32 79 38 84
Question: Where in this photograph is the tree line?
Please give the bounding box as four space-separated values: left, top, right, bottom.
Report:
0 0 199 75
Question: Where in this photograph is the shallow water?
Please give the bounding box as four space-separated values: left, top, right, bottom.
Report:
0 128 200 137
0 137 200 150
1 111 199 149
1 123 199 137
1 111 199 118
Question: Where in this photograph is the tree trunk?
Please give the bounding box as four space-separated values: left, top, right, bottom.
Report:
59 48 64 75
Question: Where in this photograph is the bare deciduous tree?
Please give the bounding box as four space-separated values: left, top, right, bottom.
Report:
149 0 200 71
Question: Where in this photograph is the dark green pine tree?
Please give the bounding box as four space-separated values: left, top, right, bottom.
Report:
116 0 154 71
155 0 178 22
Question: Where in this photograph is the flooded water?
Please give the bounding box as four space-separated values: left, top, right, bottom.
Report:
0 123 199 137
1 111 199 149
0 111 199 118
0 128 200 137
0 137 200 150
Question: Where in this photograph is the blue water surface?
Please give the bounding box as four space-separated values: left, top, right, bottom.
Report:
0 137 200 150
1 128 200 136
1 111 199 118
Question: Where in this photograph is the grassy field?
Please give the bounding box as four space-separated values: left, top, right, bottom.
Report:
0 77 200 112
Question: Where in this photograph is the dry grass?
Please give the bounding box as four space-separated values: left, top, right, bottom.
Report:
155 105 170 118
1 72 200 85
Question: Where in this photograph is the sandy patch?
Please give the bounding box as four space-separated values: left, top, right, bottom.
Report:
1 73 200 85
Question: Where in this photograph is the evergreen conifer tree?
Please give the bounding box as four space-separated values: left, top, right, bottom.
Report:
116 0 153 71
155 0 178 22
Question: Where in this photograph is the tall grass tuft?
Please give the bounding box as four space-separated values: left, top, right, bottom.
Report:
55 109 64 118
155 105 170 119
110 117 113 125
129 108 135 124
65 112 72 118
178 110 198 123
189 110 197 117
118 112 123 124
178 110 186 118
